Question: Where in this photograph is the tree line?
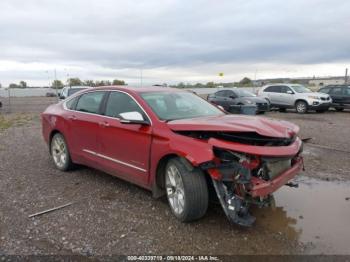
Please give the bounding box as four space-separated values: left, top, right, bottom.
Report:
171 77 254 88
4 78 127 89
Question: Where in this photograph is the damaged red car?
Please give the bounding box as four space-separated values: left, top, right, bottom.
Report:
42 87 303 226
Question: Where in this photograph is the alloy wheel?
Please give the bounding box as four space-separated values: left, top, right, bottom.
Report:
51 135 67 168
165 164 185 215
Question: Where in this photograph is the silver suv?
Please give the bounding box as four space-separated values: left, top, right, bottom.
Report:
258 84 332 113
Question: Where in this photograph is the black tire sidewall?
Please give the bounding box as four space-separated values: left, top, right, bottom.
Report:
165 158 208 222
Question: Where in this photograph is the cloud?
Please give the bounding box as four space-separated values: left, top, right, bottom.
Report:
0 0 349 86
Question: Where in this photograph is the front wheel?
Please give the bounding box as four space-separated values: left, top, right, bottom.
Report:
295 101 308 114
50 133 74 171
165 158 208 222
335 107 344 112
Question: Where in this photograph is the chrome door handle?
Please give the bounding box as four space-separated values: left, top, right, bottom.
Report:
99 122 110 127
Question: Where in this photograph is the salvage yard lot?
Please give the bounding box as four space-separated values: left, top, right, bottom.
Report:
0 97 349 255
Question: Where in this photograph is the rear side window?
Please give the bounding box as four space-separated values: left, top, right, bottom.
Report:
76 92 105 114
330 87 343 95
264 86 281 93
105 92 144 118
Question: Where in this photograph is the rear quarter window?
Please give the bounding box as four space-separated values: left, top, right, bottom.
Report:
65 96 79 110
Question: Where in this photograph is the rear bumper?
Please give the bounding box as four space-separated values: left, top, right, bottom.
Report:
249 156 303 197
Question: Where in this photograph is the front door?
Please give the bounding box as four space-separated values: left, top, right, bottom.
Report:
97 91 152 186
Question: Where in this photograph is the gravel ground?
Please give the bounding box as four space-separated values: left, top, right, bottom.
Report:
0 97 349 256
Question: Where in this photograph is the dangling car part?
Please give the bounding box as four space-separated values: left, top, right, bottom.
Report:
199 147 303 226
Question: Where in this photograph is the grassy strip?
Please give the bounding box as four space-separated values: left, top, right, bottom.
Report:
0 114 33 132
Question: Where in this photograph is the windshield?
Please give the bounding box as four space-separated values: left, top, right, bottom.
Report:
235 89 256 97
291 85 311 93
141 91 224 121
68 88 86 96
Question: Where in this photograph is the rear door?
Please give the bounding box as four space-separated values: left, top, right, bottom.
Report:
263 85 282 105
68 91 107 163
209 90 226 107
97 91 152 185
343 86 350 107
330 87 345 105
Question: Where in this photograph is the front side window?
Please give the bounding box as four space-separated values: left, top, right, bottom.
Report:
291 85 311 93
76 92 105 114
264 86 281 93
319 87 330 94
281 86 293 93
235 90 255 97
215 90 226 97
141 91 224 121
105 92 144 118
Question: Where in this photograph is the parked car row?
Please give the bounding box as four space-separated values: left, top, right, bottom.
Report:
207 84 349 114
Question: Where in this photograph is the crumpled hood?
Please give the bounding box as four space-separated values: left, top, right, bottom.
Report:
168 115 299 138
304 92 330 98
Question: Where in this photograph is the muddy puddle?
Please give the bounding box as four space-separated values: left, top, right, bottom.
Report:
251 176 350 254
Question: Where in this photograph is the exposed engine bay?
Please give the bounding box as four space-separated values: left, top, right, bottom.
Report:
200 148 303 226
176 130 303 227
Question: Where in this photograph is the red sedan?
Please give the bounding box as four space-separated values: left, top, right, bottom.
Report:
42 86 303 226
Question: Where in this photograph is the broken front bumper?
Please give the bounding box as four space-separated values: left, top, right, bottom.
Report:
249 156 304 198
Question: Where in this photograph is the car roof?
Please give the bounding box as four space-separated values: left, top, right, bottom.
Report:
323 84 349 87
85 86 184 94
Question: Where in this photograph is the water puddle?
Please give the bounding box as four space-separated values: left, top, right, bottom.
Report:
251 176 350 254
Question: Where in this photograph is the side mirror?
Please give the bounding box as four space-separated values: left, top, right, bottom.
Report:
217 105 225 111
119 111 149 125
229 95 237 99
287 90 294 94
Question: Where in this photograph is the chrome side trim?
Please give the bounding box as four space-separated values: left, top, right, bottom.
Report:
82 149 147 173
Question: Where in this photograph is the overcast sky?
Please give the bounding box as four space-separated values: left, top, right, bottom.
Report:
0 0 349 86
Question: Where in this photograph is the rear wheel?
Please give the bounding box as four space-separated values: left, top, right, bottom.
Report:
165 158 208 222
50 133 73 171
295 101 308 114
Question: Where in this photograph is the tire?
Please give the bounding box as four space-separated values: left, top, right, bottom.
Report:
50 133 74 171
335 107 344 112
295 101 308 114
165 158 208 222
